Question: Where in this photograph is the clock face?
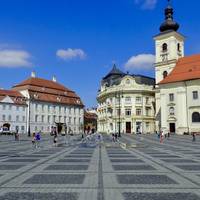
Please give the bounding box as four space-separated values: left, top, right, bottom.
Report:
161 54 168 62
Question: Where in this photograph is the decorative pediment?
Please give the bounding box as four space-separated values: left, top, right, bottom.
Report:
1 96 14 104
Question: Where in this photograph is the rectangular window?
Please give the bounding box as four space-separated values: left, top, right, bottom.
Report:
116 109 120 116
23 116 25 122
193 91 198 100
136 97 142 103
9 105 12 110
41 115 45 122
8 115 12 121
35 104 38 111
2 115 6 121
53 115 56 122
125 109 131 116
136 109 142 116
169 93 174 102
16 115 19 122
69 117 71 124
35 115 38 122
146 108 151 116
146 97 150 104
3 105 6 110
48 116 51 123
21 126 24 131
125 97 131 104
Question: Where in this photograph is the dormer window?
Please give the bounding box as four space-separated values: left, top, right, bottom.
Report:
34 93 39 99
56 96 61 102
163 71 168 79
162 43 168 52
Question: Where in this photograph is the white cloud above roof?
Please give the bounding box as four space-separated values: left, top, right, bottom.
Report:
125 54 155 70
56 48 86 61
0 49 32 68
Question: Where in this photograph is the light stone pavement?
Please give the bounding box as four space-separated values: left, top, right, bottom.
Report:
0 133 200 199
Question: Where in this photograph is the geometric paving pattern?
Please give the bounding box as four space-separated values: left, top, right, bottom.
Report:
0 134 200 200
23 174 85 184
123 192 200 200
117 174 177 184
0 192 79 200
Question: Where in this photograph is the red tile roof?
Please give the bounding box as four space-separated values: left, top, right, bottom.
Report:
159 54 200 84
0 89 26 105
84 111 97 120
12 77 84 107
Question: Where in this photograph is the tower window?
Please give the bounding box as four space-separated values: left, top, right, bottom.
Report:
162 43 168 52
177 43 181 52
163 71 168 79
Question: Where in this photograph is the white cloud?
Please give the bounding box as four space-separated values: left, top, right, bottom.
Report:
125 54 155 70
134 0 157 10
0 50 32 68
56 48 86 60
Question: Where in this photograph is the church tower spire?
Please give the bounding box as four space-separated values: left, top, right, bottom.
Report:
160 0 179 32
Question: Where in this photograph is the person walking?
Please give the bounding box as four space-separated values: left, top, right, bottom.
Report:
35 131 41 148
160 131 164 143
192 133 196 142
32 133 36 148
53 133 58 147
167 132 170 138
15 127 19 141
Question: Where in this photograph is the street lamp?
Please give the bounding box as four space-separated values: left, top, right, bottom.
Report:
116 91 123 137
27 98 32 137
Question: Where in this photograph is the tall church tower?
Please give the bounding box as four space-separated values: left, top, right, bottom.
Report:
154 0 185 131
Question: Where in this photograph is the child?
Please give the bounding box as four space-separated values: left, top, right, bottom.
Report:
32 133 36 148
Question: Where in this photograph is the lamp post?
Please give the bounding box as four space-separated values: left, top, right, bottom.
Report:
27 98 31 137
116 91 123 137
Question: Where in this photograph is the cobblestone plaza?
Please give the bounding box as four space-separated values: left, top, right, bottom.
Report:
0 134 200 200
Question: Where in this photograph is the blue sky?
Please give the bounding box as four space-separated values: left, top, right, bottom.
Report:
0 0 200 107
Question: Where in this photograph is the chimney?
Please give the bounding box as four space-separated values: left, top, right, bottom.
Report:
52 76 57 82
31 71 36 78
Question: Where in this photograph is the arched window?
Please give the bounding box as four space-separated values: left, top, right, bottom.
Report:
192 112 200 123
126 79 130 85
163 71 168 79
162 43 168 52
177 43 181 52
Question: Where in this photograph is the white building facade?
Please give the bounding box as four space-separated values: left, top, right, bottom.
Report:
97 65 155 134
155 2 200 134
0 73 84 135
0 90 27 134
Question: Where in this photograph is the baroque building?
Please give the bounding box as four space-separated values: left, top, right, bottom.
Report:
97 65 155 134
155 1 200 134
0 72 84 134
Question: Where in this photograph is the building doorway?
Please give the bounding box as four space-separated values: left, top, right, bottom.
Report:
56 123 65 134
136 122 142 134
169 123 175 133
126 122 131 133
3 123 10 131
